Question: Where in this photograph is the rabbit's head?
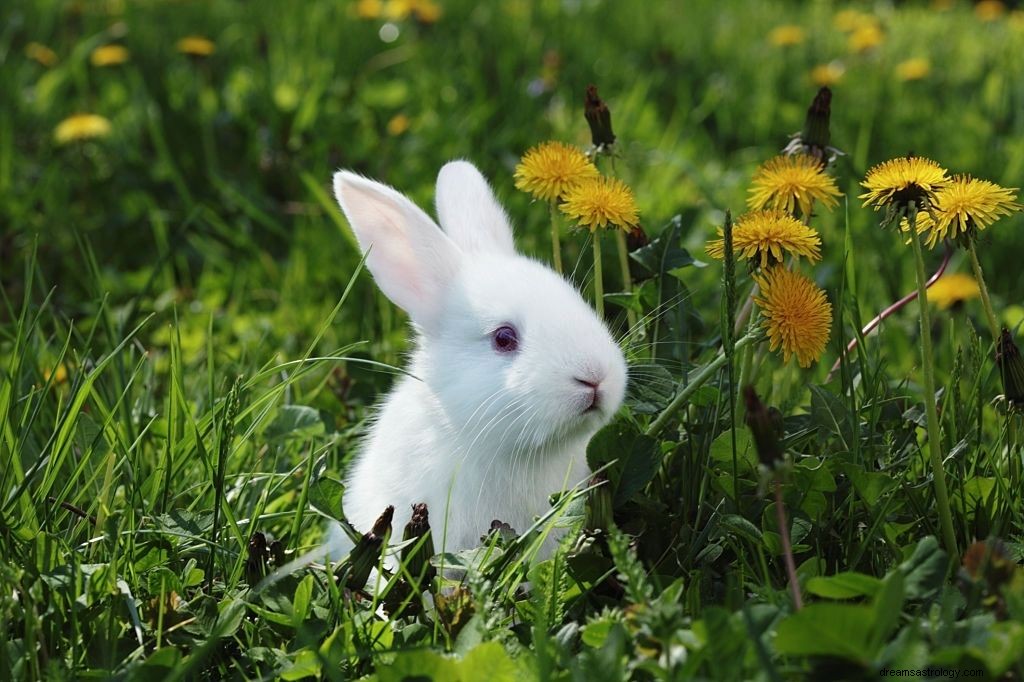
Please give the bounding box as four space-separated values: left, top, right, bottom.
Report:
333 161 627 457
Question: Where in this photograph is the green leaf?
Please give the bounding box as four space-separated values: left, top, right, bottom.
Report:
841 463 897 507
708 429 757 471
774 603 876 662
308 476 345 521
629 215 696 277
292 574 313 626
897 536 948 601
280 649 322 681
264 405 324 441
624 363 675 414
805 572 883 599
869 570 905 652
586 420 660 505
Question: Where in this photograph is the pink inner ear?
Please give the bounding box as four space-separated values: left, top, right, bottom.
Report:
334 172 460 331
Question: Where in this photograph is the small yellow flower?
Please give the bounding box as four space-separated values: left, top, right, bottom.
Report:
768 25 805 47
810 62 845 87
922 175 1022 247
833 9 874 32
748 154 842 218
44 364 69 385
514 141 599 203
560 177 640 232
706 210 821 269
90 44 130 67
356 0 383 18
54 113 112 144
386 113 410 136
26 42 58 67
176 36 216 57
895 57 930 81
927 273 981 310
384 0 413 20
975 0 1006 21
848 23 884 53
754 267 833 368
411 0 442 22
860 156 949 211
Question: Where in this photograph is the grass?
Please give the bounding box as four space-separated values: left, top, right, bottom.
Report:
4 0 1024 679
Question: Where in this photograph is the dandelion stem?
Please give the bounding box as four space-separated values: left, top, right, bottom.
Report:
593 232 604 319
549 202 563 275
827 243 952 381
966 239 1000 342
647 329 764 438
775 479 803 611
614 229 638 331
908 206 958 558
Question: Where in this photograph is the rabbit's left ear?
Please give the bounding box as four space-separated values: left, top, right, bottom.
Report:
435 160 515 255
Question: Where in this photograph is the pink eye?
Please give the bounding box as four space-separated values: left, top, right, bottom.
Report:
492 325 519 353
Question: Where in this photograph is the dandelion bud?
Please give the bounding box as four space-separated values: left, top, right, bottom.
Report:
802 87 832 162
342 505 393 589
584 84 616 148
401 503 436 586
996 328 1024 407
585 473 613 531
743 386 784 468
245 531 269 584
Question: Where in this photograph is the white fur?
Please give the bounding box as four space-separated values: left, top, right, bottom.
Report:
330 161 627 557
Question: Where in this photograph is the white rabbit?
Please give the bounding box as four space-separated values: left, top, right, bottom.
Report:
328 160 627 559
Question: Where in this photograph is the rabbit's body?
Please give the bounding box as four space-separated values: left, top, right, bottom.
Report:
331 161 626 557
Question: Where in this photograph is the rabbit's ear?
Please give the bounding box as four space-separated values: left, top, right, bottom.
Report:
334 171 461 330
435 160 515 255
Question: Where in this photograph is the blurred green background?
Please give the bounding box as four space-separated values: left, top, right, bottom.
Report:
4 0 1024 375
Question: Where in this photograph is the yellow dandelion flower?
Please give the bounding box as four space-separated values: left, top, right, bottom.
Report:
384 0 413 20
44 364 69 385
176 36 216 57
833 9 874 32
560 176 640 232
411 0 442 22
859 156 949 211
90 44 130 67
927 273 981 310
848 23 884 53
810 62 845 87
356 0 383 18
975 0 1006 21
54 113 112 144
923 175 1021 246
895 57 930 81
706 210 821 269
26 42 59 67
769 25 805 47
514 141 599 203
748 154 842 218
754 267 832 367
386 113 410 136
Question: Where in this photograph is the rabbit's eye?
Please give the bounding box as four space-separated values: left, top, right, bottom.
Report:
492 325 519 353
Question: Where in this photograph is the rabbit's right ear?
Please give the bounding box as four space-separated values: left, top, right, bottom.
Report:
333 171 461 331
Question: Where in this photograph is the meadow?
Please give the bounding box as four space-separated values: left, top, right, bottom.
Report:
3 0 1024 679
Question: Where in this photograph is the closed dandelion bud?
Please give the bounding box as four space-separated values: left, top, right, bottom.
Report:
245 531 269 585
996 328 1024 407
401 503 436 585
343 505 394 589
802 87 832 162
584 84 616 148
743 386 784 468
585 472 613 531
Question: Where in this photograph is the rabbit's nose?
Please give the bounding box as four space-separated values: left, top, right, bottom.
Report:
575 377 601 410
